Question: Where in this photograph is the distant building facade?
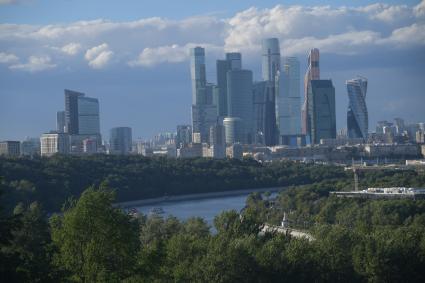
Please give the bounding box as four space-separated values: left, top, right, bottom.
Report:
56 111 66 133
109 127 132 155
40 132 70 156
0 141 20 157
21 137 40 156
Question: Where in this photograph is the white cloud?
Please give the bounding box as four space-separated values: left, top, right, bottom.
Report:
129 44 187 67
9 55 56 72
0 2 424 68
84 43 113 69
0 52 19 63
414 0 425 18
61 42 82 55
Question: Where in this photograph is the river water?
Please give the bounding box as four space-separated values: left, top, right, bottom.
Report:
134 191 277 226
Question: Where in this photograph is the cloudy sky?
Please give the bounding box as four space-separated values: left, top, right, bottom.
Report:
0 0 424 140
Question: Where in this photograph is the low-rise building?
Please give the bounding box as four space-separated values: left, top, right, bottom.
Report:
364 144 420 158
177 143 203 158
0 141 20 157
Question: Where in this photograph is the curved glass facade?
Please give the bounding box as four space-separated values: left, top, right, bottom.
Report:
346 77 368 139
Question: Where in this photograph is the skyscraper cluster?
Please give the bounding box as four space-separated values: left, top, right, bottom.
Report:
187 38 338 155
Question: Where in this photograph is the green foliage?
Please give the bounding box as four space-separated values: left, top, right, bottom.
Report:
50 187 139 282
0 155 349 213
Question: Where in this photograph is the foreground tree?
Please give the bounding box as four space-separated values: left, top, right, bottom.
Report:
50 187 139 282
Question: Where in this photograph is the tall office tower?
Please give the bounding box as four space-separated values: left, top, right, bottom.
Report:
262 38 281 83
216 59 231 117
307 80 336 144
190 47 207 105
261 38 280 145
64 89 84 134
176 125 192 148
252 81 276 145
346 76 368 139
209 123 226 158
225 52 242 70
253 81 266 144
40 132 70 157
227 69 254 144
56 111 65 133
276 57 301 144
190 47 217 142
0 141 20 157
109 127 132 155
302 48 320 136
78 97 100 136
215 52 242 119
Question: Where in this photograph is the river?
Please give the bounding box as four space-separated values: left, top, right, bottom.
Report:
128 188 282 226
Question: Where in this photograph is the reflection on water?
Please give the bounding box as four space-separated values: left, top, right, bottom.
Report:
135 193 272 226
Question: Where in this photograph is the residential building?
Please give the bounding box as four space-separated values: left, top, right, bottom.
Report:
40 132 70 156
0 141 20 157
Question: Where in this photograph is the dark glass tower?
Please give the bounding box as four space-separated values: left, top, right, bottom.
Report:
308 80 336 144
64 89 84 134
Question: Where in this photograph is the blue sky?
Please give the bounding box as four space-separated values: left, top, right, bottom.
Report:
1 0 424 140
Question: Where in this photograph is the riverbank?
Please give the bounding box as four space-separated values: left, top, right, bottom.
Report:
114 186 285 208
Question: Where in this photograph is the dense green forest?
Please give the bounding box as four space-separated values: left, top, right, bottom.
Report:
0 155 350 213
1 184 425 282
1 156 425 281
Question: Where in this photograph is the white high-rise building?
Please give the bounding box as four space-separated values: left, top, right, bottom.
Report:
40 132 70 157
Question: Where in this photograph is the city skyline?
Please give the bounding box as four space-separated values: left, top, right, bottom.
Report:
1 1 425 140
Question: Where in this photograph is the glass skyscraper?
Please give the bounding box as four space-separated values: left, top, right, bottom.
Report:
262 38 281 83
227 69 253 144
307 80 336 144
346 76 368 139
261 38 280 146
64 89 84 134
216 52 242 119
190 46 217 143
302 48 320 136
78 97 100 136
190 47 206 105
276 57 301 142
